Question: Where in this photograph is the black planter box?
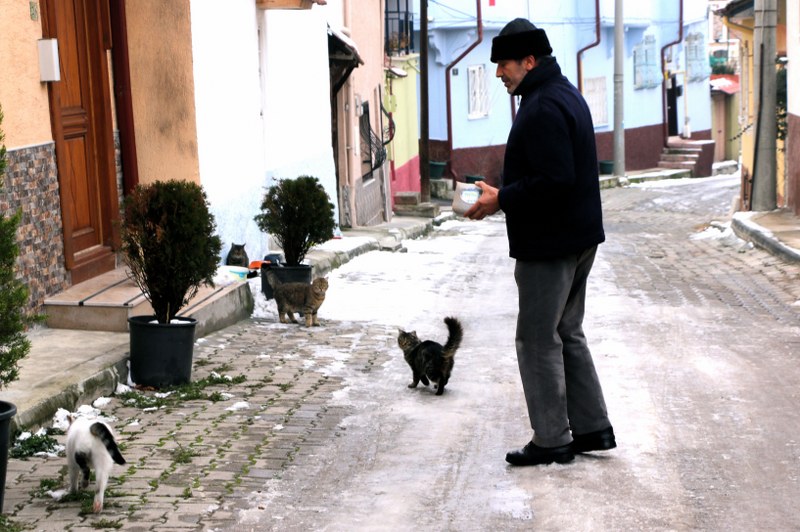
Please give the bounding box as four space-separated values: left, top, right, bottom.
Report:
260 264 313 299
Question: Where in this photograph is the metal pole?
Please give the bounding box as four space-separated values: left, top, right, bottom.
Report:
613 0 625 177
752 0 777 210
419 0 431 202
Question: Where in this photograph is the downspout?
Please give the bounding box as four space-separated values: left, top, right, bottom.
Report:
444 0 482 180
661 0 684 142
576 0 601 93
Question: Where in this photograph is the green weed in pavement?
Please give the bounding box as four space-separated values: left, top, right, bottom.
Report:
118 372 246 408
10 429 62 459
90 518 123 529
0 515 32 531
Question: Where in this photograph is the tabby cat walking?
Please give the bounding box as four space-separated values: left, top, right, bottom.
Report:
398 316 463 395
266 270 328 327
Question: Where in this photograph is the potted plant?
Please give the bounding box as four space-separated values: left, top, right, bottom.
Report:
0 103 37 512
254 176 336 298
120 179 222 388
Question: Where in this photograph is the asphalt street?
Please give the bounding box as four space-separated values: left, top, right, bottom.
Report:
4 174 800 531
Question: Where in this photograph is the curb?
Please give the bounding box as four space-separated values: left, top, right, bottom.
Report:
731 212 800 264
10 348 129 435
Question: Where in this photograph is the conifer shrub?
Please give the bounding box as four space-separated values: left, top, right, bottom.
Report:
253 176 336 267
120 180 222 324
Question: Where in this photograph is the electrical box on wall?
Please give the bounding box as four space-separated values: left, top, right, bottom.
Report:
38 38 60 82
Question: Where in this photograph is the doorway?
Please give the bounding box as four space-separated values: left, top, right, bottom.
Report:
41 0 119 284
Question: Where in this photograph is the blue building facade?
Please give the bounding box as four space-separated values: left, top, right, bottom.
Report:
415 0 712 184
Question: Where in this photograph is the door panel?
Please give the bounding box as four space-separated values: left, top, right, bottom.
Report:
42 0 119 284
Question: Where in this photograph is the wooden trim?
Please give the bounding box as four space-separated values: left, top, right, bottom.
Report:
256 0 314 9
99 0 112 49
110 0 139 197
85 0 120 251
39 0 76 270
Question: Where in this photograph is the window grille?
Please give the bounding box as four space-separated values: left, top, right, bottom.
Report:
686 32 710 81
385 0 414 56
467 65 490 119
633 35 660 89
360 102 386 180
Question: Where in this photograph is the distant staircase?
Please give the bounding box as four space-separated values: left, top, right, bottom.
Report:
657 137 715 178
393 191 440 218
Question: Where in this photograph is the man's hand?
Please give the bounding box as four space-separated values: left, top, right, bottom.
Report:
464 180 500 220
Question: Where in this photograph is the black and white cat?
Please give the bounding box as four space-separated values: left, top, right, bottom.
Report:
66 416 126 513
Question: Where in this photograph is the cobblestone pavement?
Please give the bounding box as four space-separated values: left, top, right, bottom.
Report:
4 176 800 531
5 319 398 531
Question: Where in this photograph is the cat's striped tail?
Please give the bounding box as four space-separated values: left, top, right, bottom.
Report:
442 316 463 359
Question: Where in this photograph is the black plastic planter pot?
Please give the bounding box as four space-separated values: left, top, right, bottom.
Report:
0 400 16 513
128 316 197 388
260 264 313 299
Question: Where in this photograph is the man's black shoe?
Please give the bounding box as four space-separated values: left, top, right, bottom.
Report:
505 441 574 466
571 426 616 453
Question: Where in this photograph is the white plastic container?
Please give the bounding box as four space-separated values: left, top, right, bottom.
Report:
452 182 482 215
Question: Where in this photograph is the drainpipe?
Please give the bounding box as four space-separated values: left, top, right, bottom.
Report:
444 0 482 180
576 0 601 93
661 0 684 143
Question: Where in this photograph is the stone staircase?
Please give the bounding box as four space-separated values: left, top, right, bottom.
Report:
657 138 715 177
43 266 254 338
393 190 441 217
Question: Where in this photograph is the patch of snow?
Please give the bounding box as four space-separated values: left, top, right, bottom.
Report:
47 489 66 500
93 397 112 409
226 401 250 412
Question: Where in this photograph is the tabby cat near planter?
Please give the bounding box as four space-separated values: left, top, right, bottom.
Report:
266 271 328 327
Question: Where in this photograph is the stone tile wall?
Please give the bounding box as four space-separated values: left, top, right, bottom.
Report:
0 143 69 311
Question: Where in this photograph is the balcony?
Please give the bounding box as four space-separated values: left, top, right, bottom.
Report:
385 0 414 56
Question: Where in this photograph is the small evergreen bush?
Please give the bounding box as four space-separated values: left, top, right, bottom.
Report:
0 103 34 387
120 180 222 324
254 176 336 266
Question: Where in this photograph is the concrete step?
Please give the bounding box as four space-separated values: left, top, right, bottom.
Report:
660 153 699 163
394 191 420 206
394 202 441 218
43 267 254 337
658 160 696 171
626 168 693 182
664 146 702 155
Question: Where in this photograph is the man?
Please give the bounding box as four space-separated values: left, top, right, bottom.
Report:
464 18 615 466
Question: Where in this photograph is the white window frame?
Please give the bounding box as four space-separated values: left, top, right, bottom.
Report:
633 35 659 89
467 64 490 119
686 32 710 81
583 76 608 127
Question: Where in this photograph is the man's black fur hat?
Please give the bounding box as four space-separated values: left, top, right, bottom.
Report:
490 18 552 62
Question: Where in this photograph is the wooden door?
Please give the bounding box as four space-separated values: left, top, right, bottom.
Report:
41 0 119 284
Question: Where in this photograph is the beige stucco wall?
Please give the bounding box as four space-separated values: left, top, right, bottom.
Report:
347 0 385 137
125 0 199 184
0 0 53 147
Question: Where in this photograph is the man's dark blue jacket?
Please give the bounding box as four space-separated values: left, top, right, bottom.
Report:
497 56 605 260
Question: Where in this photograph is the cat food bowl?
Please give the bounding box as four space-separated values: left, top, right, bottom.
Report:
220 266 249 281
